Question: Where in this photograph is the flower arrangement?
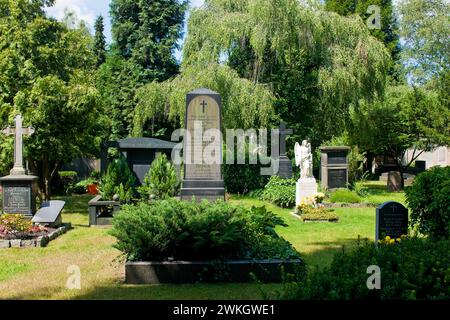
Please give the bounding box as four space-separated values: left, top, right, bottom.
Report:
378 235 407 245
0 214 48 239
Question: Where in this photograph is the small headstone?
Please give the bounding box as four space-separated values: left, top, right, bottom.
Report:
375 201 408 243
387 171 401 192
32 200 65 227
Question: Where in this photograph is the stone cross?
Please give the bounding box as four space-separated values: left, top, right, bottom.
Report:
279 122 292 156
2 114 34 175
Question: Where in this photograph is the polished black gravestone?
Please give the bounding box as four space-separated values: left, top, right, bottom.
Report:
1 175 38 217
180 88 225 201
375 201 408 243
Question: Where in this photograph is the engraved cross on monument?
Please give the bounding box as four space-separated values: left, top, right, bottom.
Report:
2 114 35 175
1 114 38 217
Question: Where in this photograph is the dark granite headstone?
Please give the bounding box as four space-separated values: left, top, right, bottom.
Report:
376 201 408 243
0 176 38 217
319 146 350 189
32 200 65 227
180 88 225 201
328 169 347 188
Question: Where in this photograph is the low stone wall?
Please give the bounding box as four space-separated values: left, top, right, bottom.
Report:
126 259 304 284
0 223 71 249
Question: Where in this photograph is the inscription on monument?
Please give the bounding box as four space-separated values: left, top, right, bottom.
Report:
376 201 408 243
3 184 31 214
185 95 221 180
328 169 347 188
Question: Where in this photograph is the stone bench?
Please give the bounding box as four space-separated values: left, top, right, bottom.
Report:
31 200 65 228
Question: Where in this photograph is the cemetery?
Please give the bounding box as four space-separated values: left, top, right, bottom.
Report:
0 0 449 302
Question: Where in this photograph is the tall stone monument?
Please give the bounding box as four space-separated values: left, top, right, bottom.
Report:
180 88 225 201
0 115 39 217
277 122 293 178
294 140 318 206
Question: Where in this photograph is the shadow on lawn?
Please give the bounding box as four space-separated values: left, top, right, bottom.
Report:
300 238 370 269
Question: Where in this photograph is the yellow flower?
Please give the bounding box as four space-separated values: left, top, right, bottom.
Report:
396 238 401 242
385 236 391 241
389 239 395 244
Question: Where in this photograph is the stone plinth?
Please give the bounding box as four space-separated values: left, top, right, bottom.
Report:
0 174 38 217
296 177 318 206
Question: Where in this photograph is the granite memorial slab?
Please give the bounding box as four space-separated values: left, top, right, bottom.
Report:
375 201 408 243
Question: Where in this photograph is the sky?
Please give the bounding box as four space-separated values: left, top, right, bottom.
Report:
44 0 205 60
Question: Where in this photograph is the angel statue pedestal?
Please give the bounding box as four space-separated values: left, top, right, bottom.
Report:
294 140 318 206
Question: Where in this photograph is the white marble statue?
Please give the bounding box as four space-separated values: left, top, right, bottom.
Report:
294 140 318 208
295 140 313 179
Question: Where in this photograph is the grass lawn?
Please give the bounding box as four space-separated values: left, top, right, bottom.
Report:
0 183 405 300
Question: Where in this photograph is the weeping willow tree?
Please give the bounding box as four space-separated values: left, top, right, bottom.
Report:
134 0 390 144
133 63 275 135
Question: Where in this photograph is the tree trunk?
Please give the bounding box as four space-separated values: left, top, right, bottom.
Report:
42 154 51 201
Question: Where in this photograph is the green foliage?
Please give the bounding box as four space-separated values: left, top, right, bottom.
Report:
405 166 450 241
325 0 401 78
133 64 276 135
398 0 449 85
110 0 187 81
299 207 339 222
181 0 390 146
58 171 78 195
93 15 106 67
138 153 180 201
261 176 296 208
73 178 97 194
223 163 268 194
329 189 362 203
280 237 450 299
0 0 106 199
111 199 301 263
100 157 137 203
349 85 450 186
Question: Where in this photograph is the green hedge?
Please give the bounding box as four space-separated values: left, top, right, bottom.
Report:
261 176 296 208
406 166 450 240
110 199 301 262
280 237 450 300
329 189 361 203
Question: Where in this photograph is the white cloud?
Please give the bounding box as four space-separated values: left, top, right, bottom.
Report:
45 0 96 31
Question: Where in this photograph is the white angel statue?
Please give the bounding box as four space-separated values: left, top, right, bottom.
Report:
294 140 313 179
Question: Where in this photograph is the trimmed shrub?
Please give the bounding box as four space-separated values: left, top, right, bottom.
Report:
138 153 180 201
405 166 450 240
261 176 296 208
329 189 361 203
299 207 339 222
280 237 450 300
58 171 78 195
223 163 268 194
100 157 137 203
110 199 301 262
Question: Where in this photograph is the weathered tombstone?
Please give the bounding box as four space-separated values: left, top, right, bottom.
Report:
319 146 350 189
180 88 225 201
387 171 402 192
32 200 65 227
375 201 408 243
277 122 293 178
0 115 38 217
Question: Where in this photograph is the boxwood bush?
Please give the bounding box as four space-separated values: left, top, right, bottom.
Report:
329 189 361 203
279 237 450 300
261 176 296 208
405 166 450 240
110 199 302 262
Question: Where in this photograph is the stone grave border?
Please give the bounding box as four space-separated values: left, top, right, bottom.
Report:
0 223 71 249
